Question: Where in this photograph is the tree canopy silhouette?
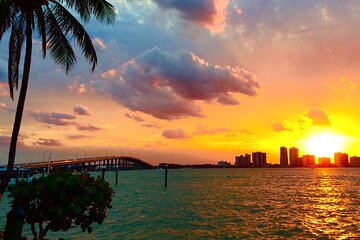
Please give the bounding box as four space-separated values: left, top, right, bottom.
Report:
0 0 116 201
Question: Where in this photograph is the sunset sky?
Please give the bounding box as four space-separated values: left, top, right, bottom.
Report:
1 0 360 165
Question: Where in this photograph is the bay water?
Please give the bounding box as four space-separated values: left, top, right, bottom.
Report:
1 168 359 239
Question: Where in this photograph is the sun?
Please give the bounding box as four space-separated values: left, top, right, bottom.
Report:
305 132 345 157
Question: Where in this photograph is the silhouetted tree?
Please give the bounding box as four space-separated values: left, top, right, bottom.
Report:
0 0 116 201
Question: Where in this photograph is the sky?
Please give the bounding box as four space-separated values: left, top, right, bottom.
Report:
1 0 360 165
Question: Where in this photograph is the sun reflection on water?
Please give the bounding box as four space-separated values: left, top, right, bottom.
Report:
303 169 357 239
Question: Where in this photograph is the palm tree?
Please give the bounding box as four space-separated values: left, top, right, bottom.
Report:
0 0 116 201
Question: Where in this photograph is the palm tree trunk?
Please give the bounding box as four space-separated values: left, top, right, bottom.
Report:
0 14 33 202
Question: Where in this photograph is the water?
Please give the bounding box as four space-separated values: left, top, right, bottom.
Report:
1 168 360 239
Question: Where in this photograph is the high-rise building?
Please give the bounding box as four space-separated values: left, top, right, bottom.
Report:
298 156 304 166
280 147 288 166
289 147 299 166
334 152 349 167
350 156 360 167
318 157 331 167
302 155 315 166
252 152 267 167
235 154 251 167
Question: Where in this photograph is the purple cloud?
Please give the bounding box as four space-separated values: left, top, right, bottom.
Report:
154 0 216 24
125 113 144 122
0 136 26 148
162 129 190 139
76 124 102 132
30 111 76 126
103 48 259 120
153 0 229 32
67 135 92 140
33 138 62 147
73 104 92 116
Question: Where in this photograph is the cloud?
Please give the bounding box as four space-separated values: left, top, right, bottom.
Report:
0 103 15 113
162 129 190 139
125 113 161 129
93 37 107 49
326 76 358 94
307 109 331 126
66 135 92 140
73 104 92 116
154 0 229 32
193 125 230 135
67 77 90 94
0 82 8 96
33 138 62 147
0 136 26 148
142 123 160 129
103 47 259 120
272 123 292 132
125 113 144 122
76 124 102 132
30 111 76 126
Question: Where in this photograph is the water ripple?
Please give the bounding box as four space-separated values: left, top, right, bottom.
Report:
1 168 359 239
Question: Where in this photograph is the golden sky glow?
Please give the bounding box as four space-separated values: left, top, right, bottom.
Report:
1 0 360 165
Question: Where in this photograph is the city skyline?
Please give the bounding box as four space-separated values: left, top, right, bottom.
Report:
1 1 360 165
235 145 360 167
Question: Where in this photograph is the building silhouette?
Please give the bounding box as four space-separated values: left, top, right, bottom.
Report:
350 156 360 167
289 147 299 166
318 157 331 167
252 152 267 167
218 161 231 167
334 152 349 167
235 154 251 167
280 147 288 166
302 155 315 166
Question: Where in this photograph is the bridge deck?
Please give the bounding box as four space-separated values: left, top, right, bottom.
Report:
18 156 154 170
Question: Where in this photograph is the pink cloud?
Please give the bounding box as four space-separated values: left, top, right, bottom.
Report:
0 102 14 112
93 37 107 49
103 48 259 120
307 109 331 126
272 123 292 132
0 82 8 96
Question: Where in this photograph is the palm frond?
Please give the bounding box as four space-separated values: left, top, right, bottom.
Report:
8 12 26 100
0 0 12 41
44 5 76 73
87 0 116 24
55 0 116 24
50 1 97 71
54 0 91 22
34 6 47 58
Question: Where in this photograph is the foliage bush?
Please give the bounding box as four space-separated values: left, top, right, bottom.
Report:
8 172 114 240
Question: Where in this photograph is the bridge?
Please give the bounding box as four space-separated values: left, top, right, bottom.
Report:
18 156 154 172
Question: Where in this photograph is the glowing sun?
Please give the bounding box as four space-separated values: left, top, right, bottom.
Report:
305 133 345 157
